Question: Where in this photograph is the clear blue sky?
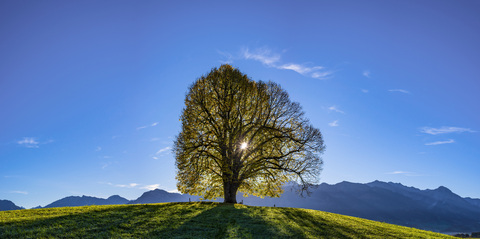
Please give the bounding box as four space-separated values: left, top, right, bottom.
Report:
1 0 479 209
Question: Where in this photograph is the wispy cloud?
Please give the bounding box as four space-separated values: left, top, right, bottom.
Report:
17 137 53 148
388 89 411 94
137 122 159 130
156 146 172 155
104 182 161 191
328 106 345 114
421 126 475 135
121 183 139 188
108 183 139 188
385 171 422 176
95 147 102 152
361 89 369 93
328 120 339 127
386 171 412 175
278 63 324 75
242 47 281 66
11 191 28 195
241 47 332 79
101 162 112 169
311 71 333 79
363 70 370 78
17 137 39 148
141 184 160 190
217 50 234 64
425 139 455 146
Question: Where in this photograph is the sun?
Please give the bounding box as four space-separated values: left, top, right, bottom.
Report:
240 142 248 150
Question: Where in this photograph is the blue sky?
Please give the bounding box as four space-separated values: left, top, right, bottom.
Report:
1 0 479 209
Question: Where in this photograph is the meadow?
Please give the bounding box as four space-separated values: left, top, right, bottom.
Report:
0 202 454 238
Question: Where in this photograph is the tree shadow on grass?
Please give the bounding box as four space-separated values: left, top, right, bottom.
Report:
152 203 278 238
268 207 369 238
154 204 368 239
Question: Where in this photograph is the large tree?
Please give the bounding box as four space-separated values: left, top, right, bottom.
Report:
174 64 325 203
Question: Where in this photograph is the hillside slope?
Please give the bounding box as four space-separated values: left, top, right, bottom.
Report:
3 181 479 233
0 202 453 238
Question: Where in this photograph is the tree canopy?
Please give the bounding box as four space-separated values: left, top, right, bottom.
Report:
174 64 325 203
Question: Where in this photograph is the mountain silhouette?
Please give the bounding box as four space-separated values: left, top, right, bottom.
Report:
129 189 199 204
0 199 23 211
44 195 129 208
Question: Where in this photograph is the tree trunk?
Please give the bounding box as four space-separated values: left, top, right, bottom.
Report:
223 181 238 203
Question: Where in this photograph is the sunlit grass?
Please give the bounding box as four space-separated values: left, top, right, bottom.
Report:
0 202 453 238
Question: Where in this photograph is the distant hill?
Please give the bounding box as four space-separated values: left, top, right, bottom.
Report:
106 195 131 204
0 199 23 211
44 195 129 208
465 197 480 208
129 189 200 204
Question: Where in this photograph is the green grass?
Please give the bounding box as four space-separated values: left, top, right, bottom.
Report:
0 202 454 238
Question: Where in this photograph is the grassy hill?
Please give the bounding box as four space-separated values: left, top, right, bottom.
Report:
0 202 454 238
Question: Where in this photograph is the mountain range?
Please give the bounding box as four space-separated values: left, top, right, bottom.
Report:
43 195 130 208
238 181 480 233
2 181 479 233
